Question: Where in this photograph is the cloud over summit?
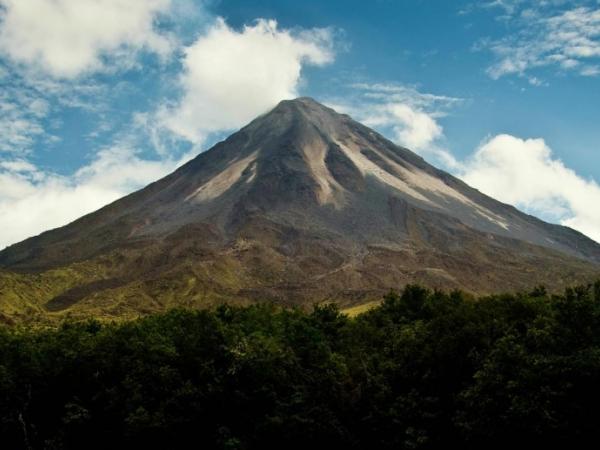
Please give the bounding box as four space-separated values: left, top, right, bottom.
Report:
162 18 336 143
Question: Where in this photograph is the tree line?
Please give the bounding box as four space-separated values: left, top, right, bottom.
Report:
2 282 600 449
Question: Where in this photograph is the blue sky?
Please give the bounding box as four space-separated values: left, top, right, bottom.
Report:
1 0 600 248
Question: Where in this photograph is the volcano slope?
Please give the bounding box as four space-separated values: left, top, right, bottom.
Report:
1 98 599 321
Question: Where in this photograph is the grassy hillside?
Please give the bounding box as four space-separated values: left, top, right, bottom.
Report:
0 250 257 323
0 263 112 323
2 282 600 448
2 236 600 324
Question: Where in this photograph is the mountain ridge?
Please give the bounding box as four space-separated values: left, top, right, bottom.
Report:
1 97 599 320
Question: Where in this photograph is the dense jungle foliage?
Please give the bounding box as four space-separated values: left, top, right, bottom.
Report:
2 282 600 449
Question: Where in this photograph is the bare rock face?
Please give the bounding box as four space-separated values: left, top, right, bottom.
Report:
1 98 599 318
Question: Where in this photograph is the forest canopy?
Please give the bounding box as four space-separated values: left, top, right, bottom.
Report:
2 282 600 449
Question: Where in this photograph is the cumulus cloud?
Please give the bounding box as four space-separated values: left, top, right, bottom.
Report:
368 103 443 150
162 18 335 143
461 134 600 242
0 0 175 78
480 5 600 80
0 146 192 249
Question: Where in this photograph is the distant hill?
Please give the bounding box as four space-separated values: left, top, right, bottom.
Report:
1 98 599 320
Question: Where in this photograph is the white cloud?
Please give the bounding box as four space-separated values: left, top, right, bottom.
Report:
380 103 443 150
0 146 192 249
0 0 175 78
482 5 600 80
0 79 51 153
162 18 335 143
486 0 524 14
581 65 600 76
461 134 600 242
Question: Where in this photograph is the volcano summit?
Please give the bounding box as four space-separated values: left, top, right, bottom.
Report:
1 98 599 319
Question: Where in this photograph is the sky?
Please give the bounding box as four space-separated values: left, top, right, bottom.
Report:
1 0 600 248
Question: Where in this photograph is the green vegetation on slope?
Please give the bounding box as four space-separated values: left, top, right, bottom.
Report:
2 282 600 448
0 262 113 323
0 252 256 323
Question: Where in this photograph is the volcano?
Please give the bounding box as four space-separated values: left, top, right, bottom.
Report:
1 98 599 319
